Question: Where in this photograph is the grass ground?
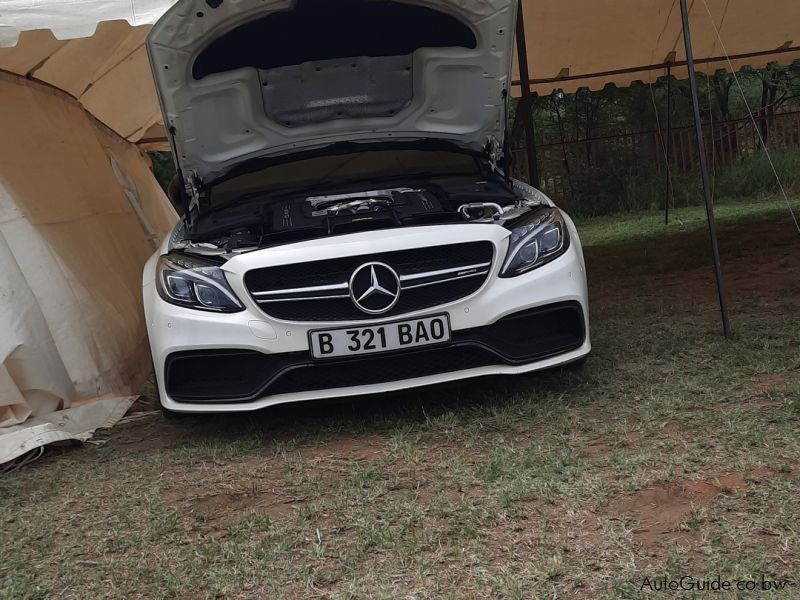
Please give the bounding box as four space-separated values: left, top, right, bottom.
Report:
1 197 799 599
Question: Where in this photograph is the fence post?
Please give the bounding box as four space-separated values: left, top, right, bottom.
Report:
515 7 540 187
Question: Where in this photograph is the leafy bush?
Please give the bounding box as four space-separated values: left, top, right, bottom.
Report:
713 148 800 198
148 152 176 193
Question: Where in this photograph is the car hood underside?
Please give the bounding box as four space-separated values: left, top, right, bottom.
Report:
146 0 517 186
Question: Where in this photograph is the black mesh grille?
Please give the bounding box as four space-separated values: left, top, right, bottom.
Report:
268 345 497 396
244 241 494 322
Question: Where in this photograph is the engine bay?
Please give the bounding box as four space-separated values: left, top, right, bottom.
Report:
172 173 549 259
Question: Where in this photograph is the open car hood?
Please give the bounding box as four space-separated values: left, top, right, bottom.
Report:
147 0 517 186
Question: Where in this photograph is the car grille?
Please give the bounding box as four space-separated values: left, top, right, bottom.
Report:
244 241 495 321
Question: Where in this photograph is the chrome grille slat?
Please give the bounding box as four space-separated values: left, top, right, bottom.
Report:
400 269 490 291
252 282 349 297
398 262 491 282
257 294 350 303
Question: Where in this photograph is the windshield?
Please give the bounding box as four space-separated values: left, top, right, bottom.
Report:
207 149 480 207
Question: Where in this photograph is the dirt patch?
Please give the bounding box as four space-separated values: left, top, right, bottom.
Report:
589 217 800 308
108 416 186 453
748 467 777 483
749 371 798 394
172 489 297 532
582 441 612 459
605 474 750 549
297 433 385 461
158 434 390 533
580 430 645 459
661 420 681 437
711 473 748 492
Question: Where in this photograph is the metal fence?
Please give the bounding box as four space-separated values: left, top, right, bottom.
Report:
512 109 800 202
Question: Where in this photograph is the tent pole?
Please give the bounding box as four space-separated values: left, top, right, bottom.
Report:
679 0 732 337
665 62 672 225
515 6 540 186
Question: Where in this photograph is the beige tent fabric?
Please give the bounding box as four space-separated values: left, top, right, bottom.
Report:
0 72 176 428
0 22 166 145
0 396 137 465
513 0 800 95
0 1 175 145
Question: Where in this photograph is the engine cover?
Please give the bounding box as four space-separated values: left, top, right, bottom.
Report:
269 187 444 235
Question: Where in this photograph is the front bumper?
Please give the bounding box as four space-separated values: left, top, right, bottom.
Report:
165 301 585 403
144 223 590 413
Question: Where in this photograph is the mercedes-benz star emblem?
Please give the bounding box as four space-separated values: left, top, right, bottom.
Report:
349 262 401 314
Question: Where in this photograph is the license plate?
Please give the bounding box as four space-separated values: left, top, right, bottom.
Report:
309 314 451 359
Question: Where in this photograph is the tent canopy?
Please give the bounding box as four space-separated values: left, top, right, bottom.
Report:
2 0 799 147
513 0 800 95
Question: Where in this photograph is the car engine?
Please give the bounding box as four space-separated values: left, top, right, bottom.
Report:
172 176 548 258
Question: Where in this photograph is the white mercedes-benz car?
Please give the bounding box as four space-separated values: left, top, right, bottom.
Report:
143 0 590 414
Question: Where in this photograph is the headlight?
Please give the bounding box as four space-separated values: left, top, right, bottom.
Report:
500 207 569 277
156 254 243 312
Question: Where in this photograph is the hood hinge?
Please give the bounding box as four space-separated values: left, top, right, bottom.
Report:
485 136 503 173
486 135 511 184
183 171 202 226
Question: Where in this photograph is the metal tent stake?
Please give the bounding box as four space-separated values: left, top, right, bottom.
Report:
679 0 732 337
515 6 540 187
